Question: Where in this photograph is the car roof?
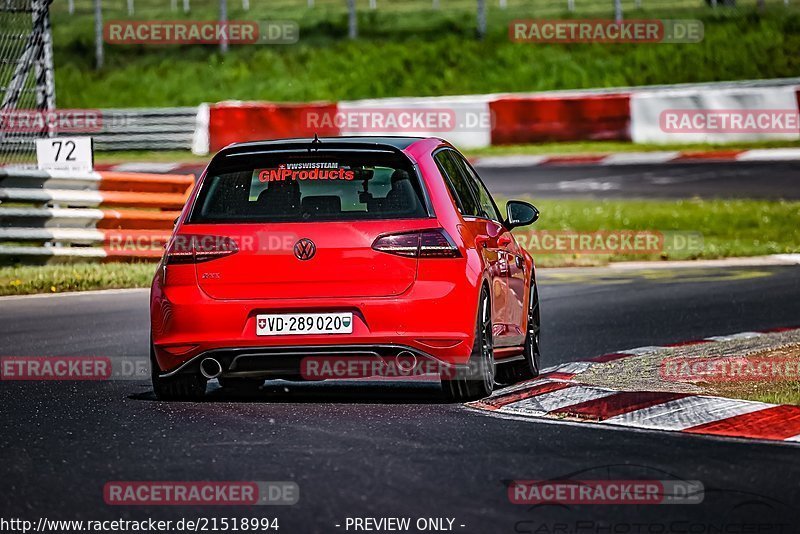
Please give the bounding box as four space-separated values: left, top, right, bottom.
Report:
222 136 430 152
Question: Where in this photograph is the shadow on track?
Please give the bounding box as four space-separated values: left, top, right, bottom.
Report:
130 378 450 404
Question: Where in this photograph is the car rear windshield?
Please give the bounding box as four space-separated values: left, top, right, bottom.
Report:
189 151 429 223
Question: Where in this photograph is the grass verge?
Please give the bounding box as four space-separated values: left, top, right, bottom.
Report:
705 345 800 405
0 263 156 297
509 198 800 267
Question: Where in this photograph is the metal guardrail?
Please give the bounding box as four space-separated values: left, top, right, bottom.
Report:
0 167 192 262
94 107 199 151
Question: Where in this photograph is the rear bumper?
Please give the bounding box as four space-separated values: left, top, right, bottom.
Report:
158 344 469 380
151 277 480 375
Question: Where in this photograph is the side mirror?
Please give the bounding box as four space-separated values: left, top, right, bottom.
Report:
505 200 539 230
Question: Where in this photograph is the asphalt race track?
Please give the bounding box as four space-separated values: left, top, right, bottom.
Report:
2 264 800 532
475 161 800 199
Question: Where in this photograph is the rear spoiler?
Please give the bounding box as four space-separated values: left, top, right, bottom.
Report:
216 139 411 160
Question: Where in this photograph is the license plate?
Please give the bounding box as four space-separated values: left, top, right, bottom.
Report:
256 312 353 336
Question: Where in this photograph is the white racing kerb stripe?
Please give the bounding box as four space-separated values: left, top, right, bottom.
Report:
601 396 774 431
470 155 550 168
499 385 617 417
544 361 595 374
615 346 666 356
732 148 800 161
771 254 800 264
0 245 108 258
110 162 183 173
600 152 681 165
704 332 764 342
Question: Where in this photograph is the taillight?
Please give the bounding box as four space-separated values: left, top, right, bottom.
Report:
165 234 239 264
372 229 460 258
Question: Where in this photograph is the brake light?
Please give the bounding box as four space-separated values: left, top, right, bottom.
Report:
372 229 460 258
165 234 239 264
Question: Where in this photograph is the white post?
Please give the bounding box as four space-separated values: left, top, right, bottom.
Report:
369 0 376 8
568 0 575 11
499 0 507 8
614 0 623 22
127 0 134 15
477 0 486 38
183 0 190 12
94 0 103 69
308 0 314 7
348 0 357 39
220 0 228 53
68 0 74 14
242 0 249 10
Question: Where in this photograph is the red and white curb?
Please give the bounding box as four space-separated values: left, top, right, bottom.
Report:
468 327 800 443
472 148 800 168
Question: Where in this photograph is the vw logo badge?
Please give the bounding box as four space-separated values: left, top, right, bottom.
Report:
294 238 316 260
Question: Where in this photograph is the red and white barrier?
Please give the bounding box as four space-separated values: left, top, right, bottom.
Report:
337 95 493 149
489 93 630 144
630 86 800 144
207 101 339 153
193 79 800 155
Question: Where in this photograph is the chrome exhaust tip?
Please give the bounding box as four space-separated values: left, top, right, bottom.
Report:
199 357 223 379
395 351 418 373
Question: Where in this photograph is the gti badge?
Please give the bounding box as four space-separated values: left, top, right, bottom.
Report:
294 238 316 260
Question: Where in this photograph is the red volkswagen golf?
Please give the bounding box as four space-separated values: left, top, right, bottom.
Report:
150 137 540 401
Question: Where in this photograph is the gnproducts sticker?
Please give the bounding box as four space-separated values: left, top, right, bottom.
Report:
256 162 355 182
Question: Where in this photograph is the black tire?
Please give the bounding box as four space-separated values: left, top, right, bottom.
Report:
218 377 264 392
150 342 207 401
441 287 495 401
496 281 541 385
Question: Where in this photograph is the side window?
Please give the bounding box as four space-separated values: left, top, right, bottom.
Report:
452 152 502 222
434 150 480 217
